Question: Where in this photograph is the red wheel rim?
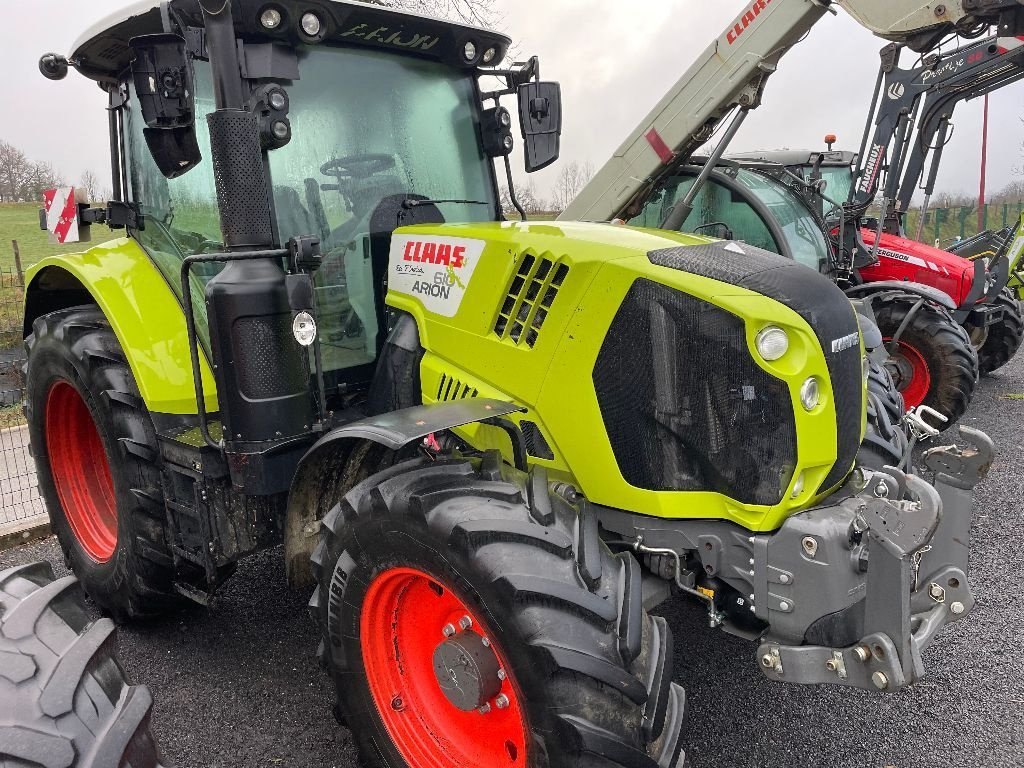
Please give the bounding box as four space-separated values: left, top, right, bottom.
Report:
360 567 528 768
884 339 931 408
45 381 117 563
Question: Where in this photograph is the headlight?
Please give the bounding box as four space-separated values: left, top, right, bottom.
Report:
293 311 317 346
300 12 322 36
755 326 789 361
800 377 820 411
260 7 283 29
790 472 805 498
463 41 478 61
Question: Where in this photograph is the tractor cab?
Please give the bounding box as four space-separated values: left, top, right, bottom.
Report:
60 0 558 397
627 160 833 273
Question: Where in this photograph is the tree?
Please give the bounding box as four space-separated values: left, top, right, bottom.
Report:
0 141 30 203
20 162 64 204
551 161 594 212
80 170 100 202
358 0 497 26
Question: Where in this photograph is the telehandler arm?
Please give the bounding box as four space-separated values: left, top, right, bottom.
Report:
559 0 1024 224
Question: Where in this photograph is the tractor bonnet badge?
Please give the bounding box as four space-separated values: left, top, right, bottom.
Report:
831 332 859 353
389 235 484 317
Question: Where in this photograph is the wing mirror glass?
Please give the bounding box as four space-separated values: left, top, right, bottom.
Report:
518 81 562 173
129 33 201 179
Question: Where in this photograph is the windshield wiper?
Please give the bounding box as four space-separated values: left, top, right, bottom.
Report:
402 198 490 208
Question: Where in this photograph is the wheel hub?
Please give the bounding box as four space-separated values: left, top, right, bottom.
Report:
432 629 502 711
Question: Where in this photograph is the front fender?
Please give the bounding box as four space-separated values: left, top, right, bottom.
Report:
283 398 522 587
845 281 957 311
25 237 216 415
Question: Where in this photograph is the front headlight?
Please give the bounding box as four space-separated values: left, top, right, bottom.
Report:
800 377 820 411
756 326 789 361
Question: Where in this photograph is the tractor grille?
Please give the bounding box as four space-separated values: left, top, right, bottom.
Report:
494 253 569 347
594 280 796 506
436 372 478 401
649 241 863 494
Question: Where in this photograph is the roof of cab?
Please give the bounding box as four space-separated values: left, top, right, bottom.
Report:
70 0 510 82
727 149 857 168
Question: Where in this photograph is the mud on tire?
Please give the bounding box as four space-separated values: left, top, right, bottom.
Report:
0 561 166 767
977 287 1024 375
311 453 687 768
25 306 180 621
874 299 978 428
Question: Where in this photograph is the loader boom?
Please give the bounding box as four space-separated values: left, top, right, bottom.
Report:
560 0 1024 224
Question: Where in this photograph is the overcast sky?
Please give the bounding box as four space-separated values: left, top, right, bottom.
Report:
3 0 1022 203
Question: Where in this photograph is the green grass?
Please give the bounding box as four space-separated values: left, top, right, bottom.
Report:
0 203 114 274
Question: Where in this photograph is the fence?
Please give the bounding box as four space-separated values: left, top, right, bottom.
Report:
903 202 1024 248
0 242 45 531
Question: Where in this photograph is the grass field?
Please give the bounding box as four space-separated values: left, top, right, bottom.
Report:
0 203 114 273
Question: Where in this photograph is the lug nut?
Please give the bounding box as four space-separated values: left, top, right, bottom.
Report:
950 601 965 615
459 615 473 630
442 623 456 637
478 703 491 714
853 645 871 662
495 694 510 709
497 669 507 681
871 671 889 690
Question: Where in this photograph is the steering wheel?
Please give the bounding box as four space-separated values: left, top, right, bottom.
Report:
320 154 396 184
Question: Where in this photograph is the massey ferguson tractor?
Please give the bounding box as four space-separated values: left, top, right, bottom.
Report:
3 0 1002 766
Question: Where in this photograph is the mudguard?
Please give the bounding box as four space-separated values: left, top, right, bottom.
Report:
845 280 957 311
283 398 522 586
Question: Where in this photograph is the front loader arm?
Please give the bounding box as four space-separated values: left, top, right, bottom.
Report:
560 0 1024 225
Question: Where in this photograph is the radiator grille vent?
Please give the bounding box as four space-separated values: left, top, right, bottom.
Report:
493 253 569 348
437 373 479 402
520 420 554 460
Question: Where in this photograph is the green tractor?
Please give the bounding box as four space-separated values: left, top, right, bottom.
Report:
21 1 992 765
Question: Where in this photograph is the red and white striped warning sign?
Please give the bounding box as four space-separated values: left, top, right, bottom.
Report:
42 187 81 244
997 36 1024 54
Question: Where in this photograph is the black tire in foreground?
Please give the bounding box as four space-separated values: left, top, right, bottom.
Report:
25 306 181 621
311 454 686 768
977 288 1024 375
857 355 909 471
0 561 166 767
873 299 978 429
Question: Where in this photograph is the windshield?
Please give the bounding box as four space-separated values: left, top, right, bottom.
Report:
126 44 497 382
630 169 829 270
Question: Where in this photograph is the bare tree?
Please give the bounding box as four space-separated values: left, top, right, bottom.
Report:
20 162 64 203
358 0 497 26
80 170 100 202
551 161 594 212
0 141 30 203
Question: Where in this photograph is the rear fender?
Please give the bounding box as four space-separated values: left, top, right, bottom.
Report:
24 238 217 415
283 398 522 588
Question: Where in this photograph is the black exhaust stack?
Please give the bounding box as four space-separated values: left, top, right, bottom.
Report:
199 0 313 485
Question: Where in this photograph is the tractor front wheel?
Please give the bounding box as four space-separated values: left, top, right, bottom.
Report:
977 287 1024 375
874 300 978 428
311 455 686 768
25 306 180 621
858 355 909 470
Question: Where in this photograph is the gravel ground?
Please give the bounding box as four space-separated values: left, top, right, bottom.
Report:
3 357 1023 768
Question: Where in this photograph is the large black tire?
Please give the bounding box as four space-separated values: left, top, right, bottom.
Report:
311 454 687 768
25 306 181 621
873 299 978 429
977 288 1024 375
0 561 166 766
858 356 909 471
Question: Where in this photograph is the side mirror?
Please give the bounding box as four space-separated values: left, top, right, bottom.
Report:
518 82 562 173
129 34 201 179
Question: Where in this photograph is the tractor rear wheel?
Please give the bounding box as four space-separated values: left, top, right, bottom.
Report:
25 306 180 621
0 561 166 767
874 300 978 429
977 288 1024 375
858 356 909 470
311 454 686 768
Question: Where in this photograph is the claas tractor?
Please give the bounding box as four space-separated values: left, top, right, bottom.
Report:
23 1 993 765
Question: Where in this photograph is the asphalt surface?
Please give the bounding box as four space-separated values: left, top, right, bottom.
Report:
3 357 1023 768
